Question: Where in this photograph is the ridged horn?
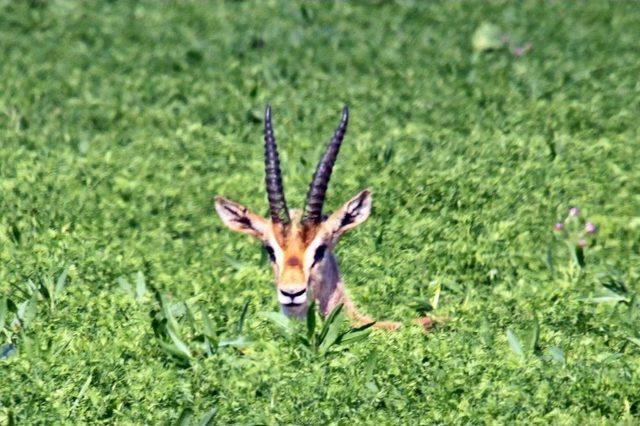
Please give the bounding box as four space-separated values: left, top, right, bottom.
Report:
303 106 349 223
264 105 290 224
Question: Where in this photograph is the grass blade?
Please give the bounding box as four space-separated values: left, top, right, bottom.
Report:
506 328 524 359
160 294 181 333
627 294 638 319
581 295 628 303
55 266 70 296
338 321 375 345
318 303 343 345
41 277 53 308
166 327 192 359
0 297 7 331
202 336 213 356
528 319 540 354
183 302 198 334
117 277 132 296
261 312 294 337
198 407 217 426
306 300 317 343
218 336 251 349
18 293 38 330
318 307 346 354
25 279 38 295
431 281 441 310
71 374 93 414
548 346 565 364
236 300 250 335
199 305 217 340
545 244 554 274
627 337 640 348
223 255 246 271
318 319 342 354
176 408 194 426
572 246 585 268
135 271 146 301
158 341 191 363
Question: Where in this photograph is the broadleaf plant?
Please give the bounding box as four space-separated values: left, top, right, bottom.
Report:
262 302 375 356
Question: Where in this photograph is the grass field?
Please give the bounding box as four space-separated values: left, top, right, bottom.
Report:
1 1 640 423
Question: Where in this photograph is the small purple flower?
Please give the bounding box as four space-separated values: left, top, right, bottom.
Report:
585 222 597 234
513 43 532 57
569 207 580 217
577 239 588 248
554 223 564 232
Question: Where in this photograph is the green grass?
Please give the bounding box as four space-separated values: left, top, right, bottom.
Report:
1 0 640 423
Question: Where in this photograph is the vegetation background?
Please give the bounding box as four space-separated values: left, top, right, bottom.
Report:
1 0 639 423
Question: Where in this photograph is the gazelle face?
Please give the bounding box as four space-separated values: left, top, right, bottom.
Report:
214 105 372 317
215 191 372 317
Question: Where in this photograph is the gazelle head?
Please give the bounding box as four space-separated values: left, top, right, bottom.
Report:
215 106 372 318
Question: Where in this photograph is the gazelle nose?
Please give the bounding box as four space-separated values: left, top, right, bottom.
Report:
278 288 307 305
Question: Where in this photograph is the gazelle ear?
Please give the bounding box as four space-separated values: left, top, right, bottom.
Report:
214 196 269 238
324 189 372 239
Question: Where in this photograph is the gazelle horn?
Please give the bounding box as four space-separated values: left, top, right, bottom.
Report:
303 106 349 223
264 105 290 224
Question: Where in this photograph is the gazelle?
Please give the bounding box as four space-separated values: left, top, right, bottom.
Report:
215 106 401 330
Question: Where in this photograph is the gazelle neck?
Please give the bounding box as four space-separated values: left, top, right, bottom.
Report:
310 252 345 317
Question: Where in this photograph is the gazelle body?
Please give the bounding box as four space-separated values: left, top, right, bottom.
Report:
215 106 401 330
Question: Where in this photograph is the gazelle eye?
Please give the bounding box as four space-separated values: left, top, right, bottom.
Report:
264 245 276 263
312 244 327 266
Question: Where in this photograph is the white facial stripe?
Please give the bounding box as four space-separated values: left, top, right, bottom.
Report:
304 236 330 270
265 235 285 267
